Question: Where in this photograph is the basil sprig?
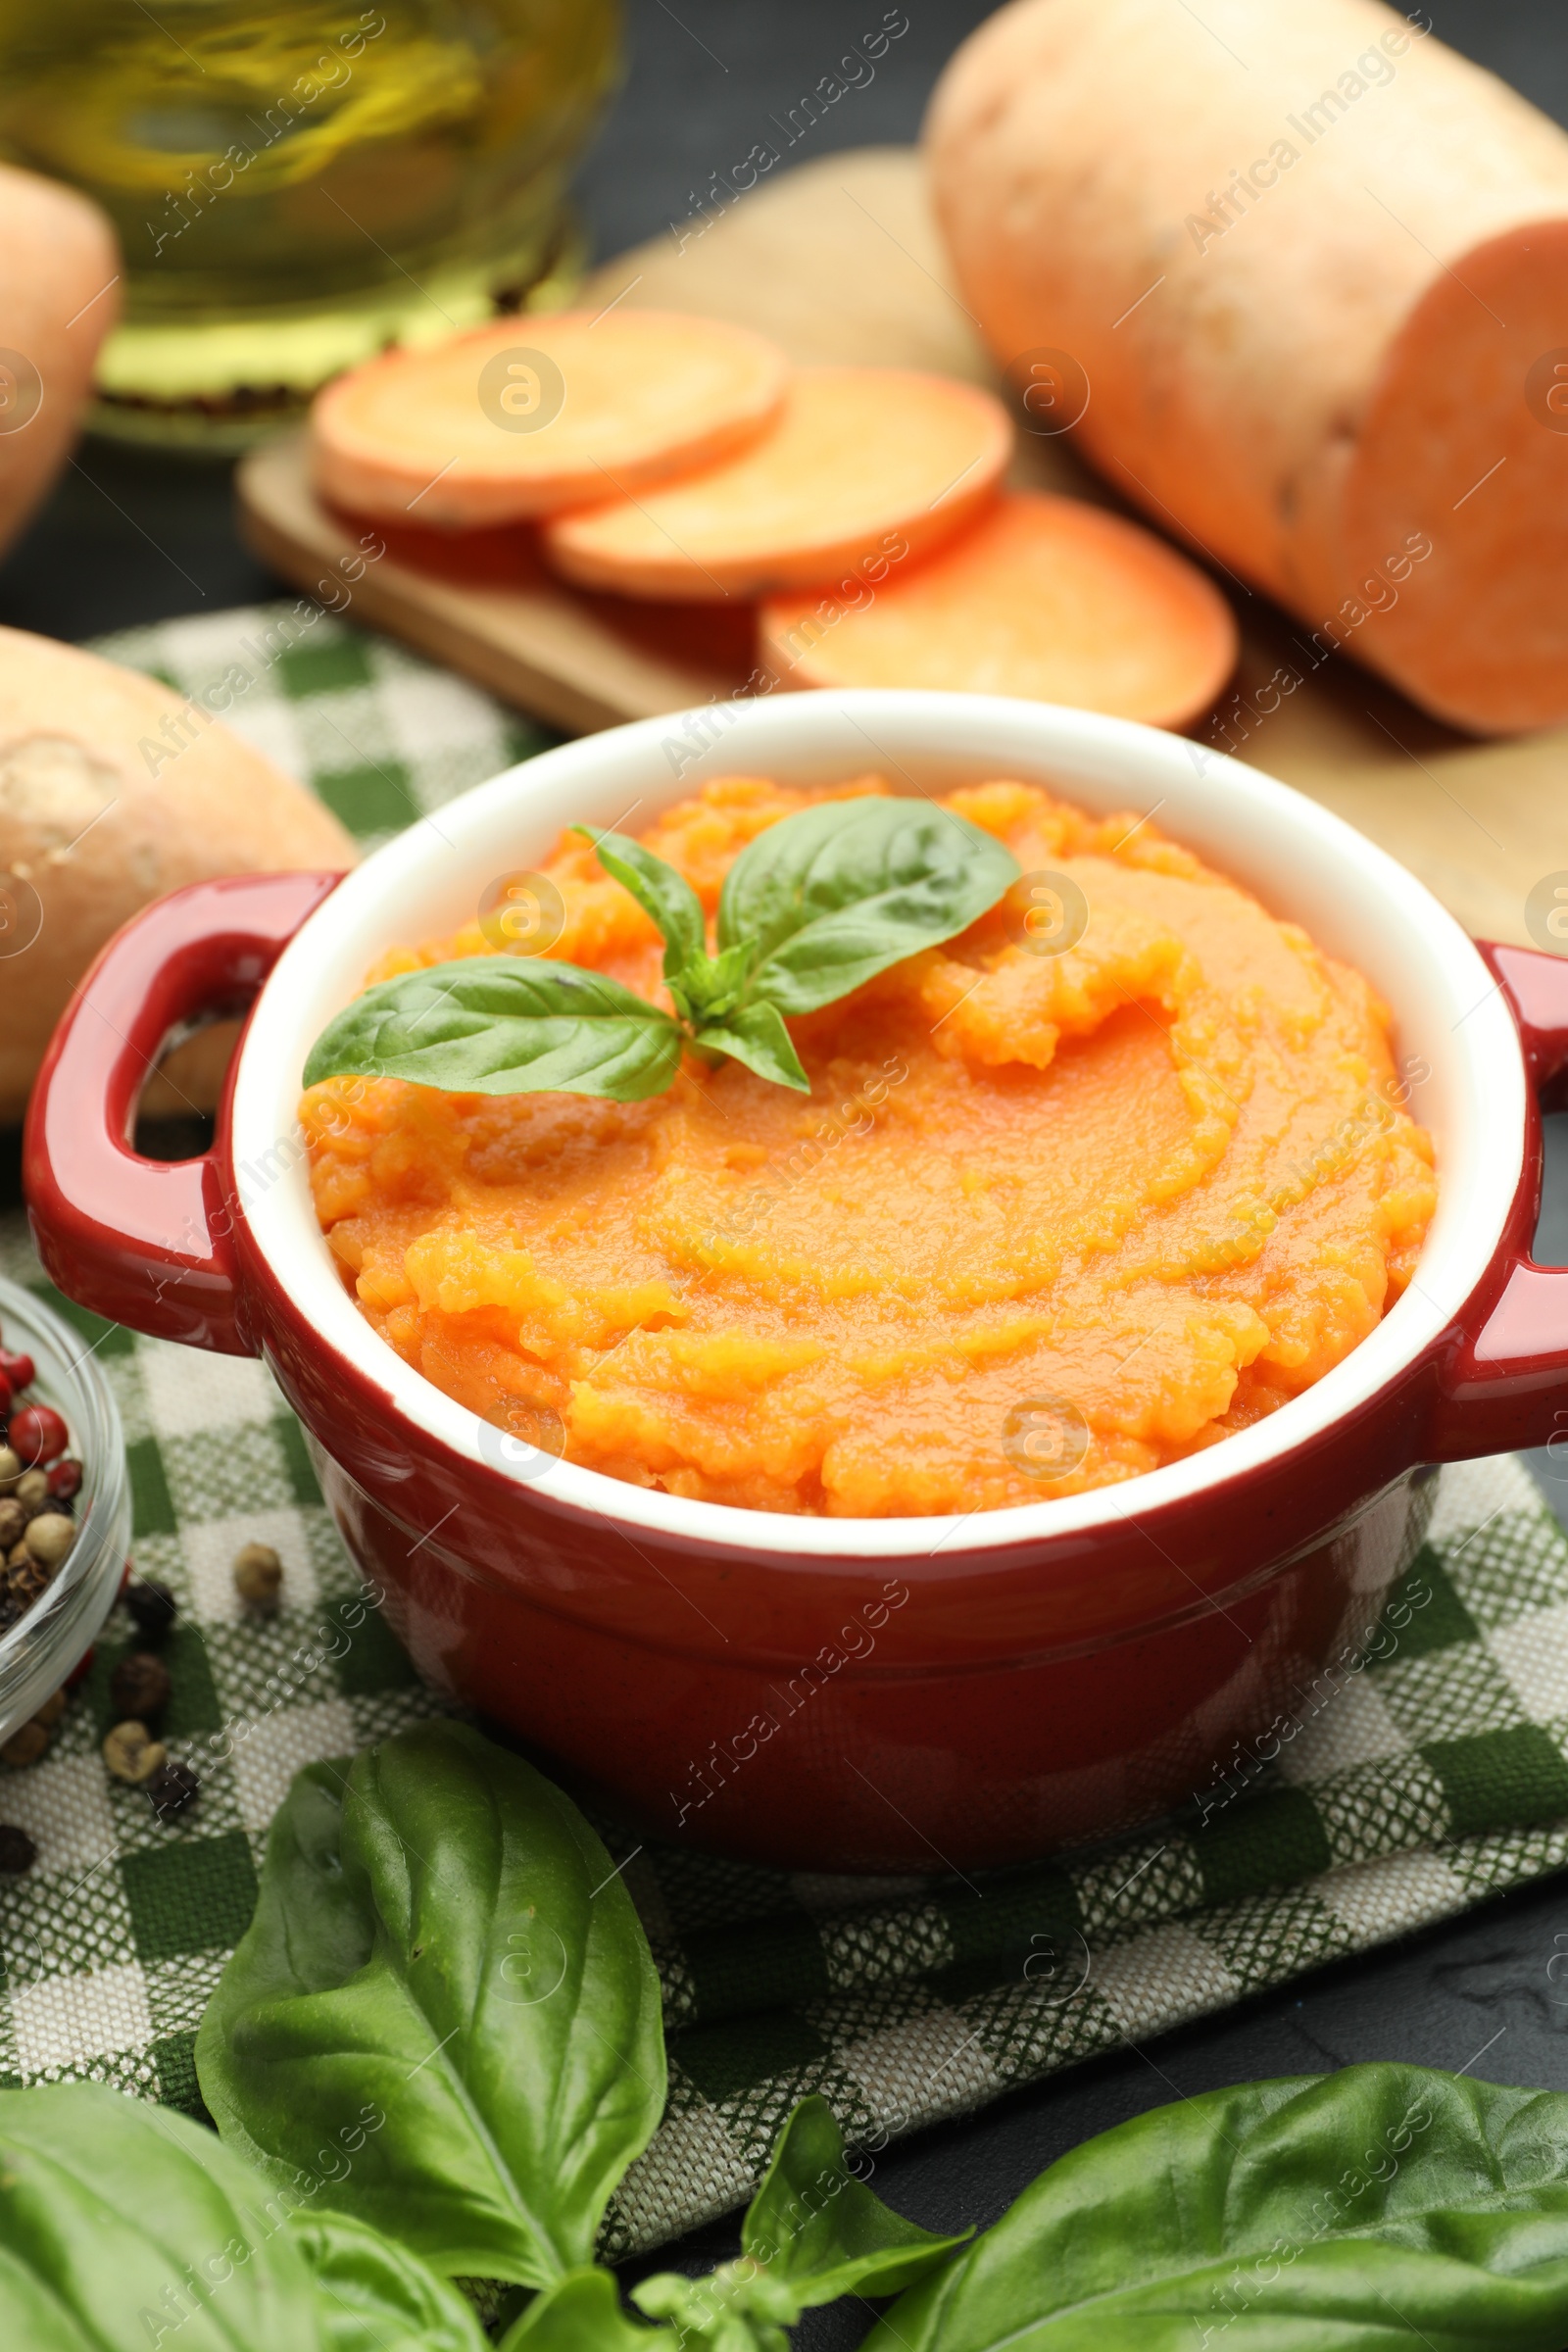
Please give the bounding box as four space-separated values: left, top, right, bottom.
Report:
303 797 1020 1102
632 2095 970 2345
19 1722 1568 2348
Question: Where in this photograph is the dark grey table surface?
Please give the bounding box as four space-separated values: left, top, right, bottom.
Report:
5 5 1568 2337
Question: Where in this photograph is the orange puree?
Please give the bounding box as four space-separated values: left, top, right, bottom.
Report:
301 777 1437 1516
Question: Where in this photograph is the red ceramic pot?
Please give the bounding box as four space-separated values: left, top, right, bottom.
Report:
23 692 1568 1871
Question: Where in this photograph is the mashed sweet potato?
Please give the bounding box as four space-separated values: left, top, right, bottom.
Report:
301 776 1437 1516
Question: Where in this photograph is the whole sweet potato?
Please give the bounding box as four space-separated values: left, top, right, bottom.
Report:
928 0 1568 733
0 627 355 1122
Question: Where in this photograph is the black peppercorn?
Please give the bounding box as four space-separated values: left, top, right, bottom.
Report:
0 1823 35 1872
124 1580 178 1642
110 1651 172 1723
146 1758 200 1821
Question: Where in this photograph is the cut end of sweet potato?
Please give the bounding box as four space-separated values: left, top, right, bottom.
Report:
309 311 789 528
539 366 1011 601
1346 219 1568 735
758 492 1239 730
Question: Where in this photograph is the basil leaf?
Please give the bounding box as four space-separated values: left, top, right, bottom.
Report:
716 797 1020 1015
501 2267 669 2348
743 2096 970 2306
196 1723 667 2288
303 958 683 1101
575 825 706 980
291 2209 488 2352
866 2064 1568 2352
693 1002 809 1092
0 2081 324 2351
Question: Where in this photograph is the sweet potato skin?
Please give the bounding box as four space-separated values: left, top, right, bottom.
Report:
926 0 1568 732
0 628 356 1120
0 165 120 560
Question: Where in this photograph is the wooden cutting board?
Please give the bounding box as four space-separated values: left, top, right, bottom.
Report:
236 146 1568 951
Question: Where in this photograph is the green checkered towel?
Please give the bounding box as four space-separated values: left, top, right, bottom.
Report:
1 605 1565 2260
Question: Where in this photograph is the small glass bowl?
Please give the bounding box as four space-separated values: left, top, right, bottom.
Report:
0 1276 131 1743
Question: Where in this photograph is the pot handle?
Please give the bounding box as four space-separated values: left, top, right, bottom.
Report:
1430 940 1568 1458
23 871 344 1356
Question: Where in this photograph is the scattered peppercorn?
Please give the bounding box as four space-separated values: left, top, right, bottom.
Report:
0 1500 25 1552
146 1758 200 1821
31 1690 66 1729
124 1580 178 1642
9 1405 69 1469
6 1553 49 1605
14 1469 48 1514
110 1651 172 1723
0 1447 22 1497
233 1542 283 1611
103 1721 166 1785
1 1721 49 1768
46 1458 82 1503
23 1514 74 1570
0 1350 36 1393
0 1824 35 1872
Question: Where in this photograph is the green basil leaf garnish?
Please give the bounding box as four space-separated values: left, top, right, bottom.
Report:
742 2095 971 2305
302 958 684 1100
693 1001 809 1092
571 824 706 980
196 1723 666 2289
500 2267 670 2348
0 2081 325 2350
715 797 1020 1015
304 797 1020 1105
865 2064 1568 2352
290 2209 489 2352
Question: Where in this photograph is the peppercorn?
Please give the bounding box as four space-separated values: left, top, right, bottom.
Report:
103 1721 166 1785
23 1514 74 1570
0 1350 36 1394
14 1469 48 1514
124 1580 178 1642
1 1720 49 1768
110 1651 171 1723
46 1458 82 1503
146 1758 200 1821
0 1499 24 1552
233 1542 283 1611
6 1552 49 1605
0 1823 34 1872
9 1405 68 1469
31 1689 66 1729
0 1446 21 1496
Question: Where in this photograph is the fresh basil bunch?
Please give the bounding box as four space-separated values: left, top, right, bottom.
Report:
14 1720 1568 2348
303 796 1021 1102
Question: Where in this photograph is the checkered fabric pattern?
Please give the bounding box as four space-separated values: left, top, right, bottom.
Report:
90 601 554 850
0 607 1564 2260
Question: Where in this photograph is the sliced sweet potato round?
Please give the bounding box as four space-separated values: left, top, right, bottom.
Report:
759 492 1238 730
310 311 789 527
540 366 1011 601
